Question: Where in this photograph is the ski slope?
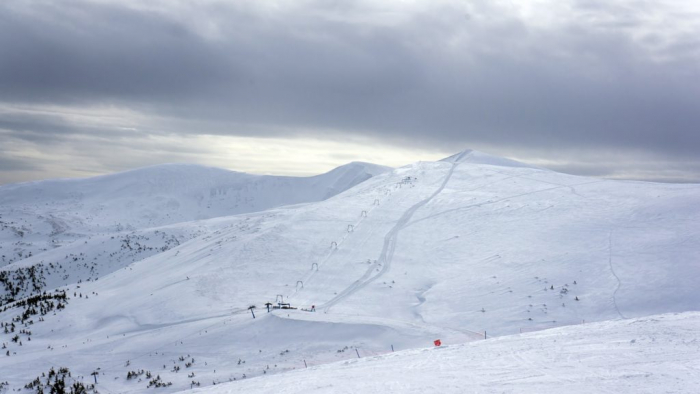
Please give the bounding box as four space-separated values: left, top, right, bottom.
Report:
190 312 700 394
319 150 470 310
1 150 698 393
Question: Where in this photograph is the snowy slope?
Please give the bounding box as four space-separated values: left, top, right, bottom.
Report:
0 151 698 393
0 162 390 269
441 149 538 169
188 312 700 394
0 162 391 221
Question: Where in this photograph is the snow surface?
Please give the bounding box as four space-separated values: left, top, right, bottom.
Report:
0 161 390 271
0 151 698 393
190 312 700 393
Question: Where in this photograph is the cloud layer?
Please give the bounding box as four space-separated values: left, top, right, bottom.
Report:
1 0 699 183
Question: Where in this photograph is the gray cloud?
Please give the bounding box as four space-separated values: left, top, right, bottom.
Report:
0 155 40 171
0 0 699 183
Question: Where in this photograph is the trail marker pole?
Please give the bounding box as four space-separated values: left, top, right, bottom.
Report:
304 360 307 368
355 349 360 358
391 344 394 352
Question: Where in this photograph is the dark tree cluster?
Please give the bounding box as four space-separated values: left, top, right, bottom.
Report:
24 367 97 394
126 370 152 380
146 375 172 388
0 265 47 306
120 233 180 253
1 291 69 355
3 291 68 323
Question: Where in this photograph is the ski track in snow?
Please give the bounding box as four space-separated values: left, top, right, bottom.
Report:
608 229 627 319
320 151 468 311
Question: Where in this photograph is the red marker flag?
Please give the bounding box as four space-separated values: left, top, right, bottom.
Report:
434 339 442 347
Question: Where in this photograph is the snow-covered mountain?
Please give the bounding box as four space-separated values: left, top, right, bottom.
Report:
0 161 391 268
1 151 698 393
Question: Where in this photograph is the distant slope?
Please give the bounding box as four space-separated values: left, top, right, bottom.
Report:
0 161 391 227
0 161 391 268
192 312 700 394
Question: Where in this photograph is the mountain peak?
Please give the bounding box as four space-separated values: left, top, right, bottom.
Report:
440 149 538 169
440 149 474 163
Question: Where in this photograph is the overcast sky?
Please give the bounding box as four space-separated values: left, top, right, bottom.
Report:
1 0 699 184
